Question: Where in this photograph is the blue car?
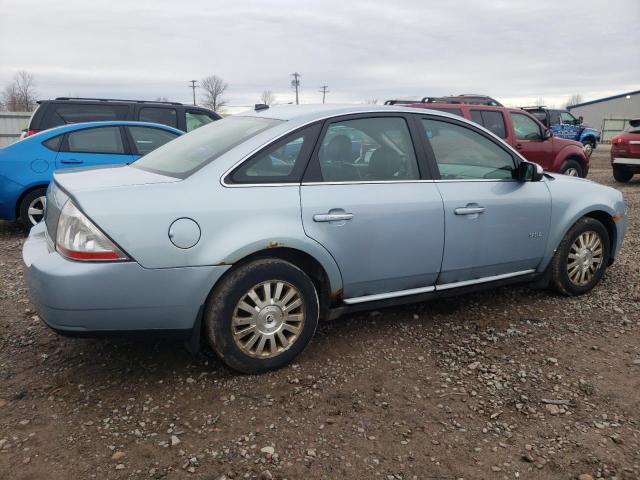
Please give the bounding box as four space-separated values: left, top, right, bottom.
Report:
0 121 183 226
23 105 626 373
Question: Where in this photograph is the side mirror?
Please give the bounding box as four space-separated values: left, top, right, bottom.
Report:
517 161 544 182
543 129 553 140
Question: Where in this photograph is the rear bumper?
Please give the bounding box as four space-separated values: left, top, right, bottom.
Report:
23 223 230 334
612 157 640 167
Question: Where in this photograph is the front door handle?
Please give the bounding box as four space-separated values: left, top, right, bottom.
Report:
60 159 83 164
313 212 354 222
454 206 485 215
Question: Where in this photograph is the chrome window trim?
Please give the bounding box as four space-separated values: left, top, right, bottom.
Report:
220 178 520 188
342 269 535 304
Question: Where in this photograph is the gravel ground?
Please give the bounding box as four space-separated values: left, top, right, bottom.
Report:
1 146 639 480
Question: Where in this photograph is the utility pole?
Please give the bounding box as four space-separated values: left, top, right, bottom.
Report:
188 80 198 106
291 72 301 104
319 85 329 104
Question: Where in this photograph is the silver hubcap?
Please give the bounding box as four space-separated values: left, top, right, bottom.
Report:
232 280 305 358
567 230 603 286
27 196 46 225
565 167 580 177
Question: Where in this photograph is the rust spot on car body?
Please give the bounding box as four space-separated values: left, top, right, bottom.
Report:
266 241 283 249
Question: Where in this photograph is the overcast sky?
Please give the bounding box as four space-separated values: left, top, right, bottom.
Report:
1 0 638 113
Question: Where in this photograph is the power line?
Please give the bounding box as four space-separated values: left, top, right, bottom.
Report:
188 80 198 106
319 85 329 104
290 72 301 105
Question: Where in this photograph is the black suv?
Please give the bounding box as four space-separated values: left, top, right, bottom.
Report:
24 97 221 137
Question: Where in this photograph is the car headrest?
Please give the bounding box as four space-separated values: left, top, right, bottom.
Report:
368 147 402 180
325 135 352 164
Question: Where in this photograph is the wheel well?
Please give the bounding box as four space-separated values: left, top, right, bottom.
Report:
582 135 595 145
15 184 48 219
229 247 334 319
584 210 616 260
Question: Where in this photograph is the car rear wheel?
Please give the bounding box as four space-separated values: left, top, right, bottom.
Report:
613 166 633 183
204 258 319 373
19 188 48 228
559 159 584 178
550 217 610 296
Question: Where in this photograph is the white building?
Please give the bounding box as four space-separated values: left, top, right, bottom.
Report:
568 90 640 142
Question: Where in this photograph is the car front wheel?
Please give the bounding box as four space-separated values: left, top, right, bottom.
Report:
19 188 48 228
204 258 319 373
559 159 584 177
550 217 610 296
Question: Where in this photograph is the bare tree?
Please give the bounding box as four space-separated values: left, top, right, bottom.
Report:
364 98 378 105
566 93 583 108
200 75 228 112
260 90 275 105
155 96 169 102
2 71 38 112
535 97 546 107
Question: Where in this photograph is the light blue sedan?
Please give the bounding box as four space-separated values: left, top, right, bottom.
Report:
23 105 627 373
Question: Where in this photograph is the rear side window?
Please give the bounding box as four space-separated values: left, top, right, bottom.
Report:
64 127 125 154
422 119 515 180
45 104 129 128
138 107 178 128
128 126 179 155
470 110 507 138
230 124 321 183
186 111 216 132
133 116 282 177
43 135 62 151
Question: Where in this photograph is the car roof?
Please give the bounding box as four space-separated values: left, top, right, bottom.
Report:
235 104 464 123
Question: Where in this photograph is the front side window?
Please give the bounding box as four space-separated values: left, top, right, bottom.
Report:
47 104 129 128
128 127 179 155
560 111 578 125
317 117 419 182
511 113 542 140
230 124 320 183
549 111 561 125
186 111 215 132
422 119 515 180
133 116 282 177
65 126 124 154
138 107 178 128
470 110 507 138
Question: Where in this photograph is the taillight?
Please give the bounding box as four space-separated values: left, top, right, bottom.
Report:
27 129 41 136
56 200 128 262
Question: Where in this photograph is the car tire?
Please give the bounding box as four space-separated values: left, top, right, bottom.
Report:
550 217 610 296
582 140 595 158
613 166 633 183
559 159 584 177
204 258 319 374
19 188 48 228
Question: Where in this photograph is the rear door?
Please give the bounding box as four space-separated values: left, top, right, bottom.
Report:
300 114 444 300
509 112 554 170
55 126 134 169
556 111 582 141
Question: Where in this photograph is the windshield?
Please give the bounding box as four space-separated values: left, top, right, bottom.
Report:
132 116 282 177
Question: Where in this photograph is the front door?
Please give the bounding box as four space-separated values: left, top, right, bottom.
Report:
56 126 134 169
300 115 444 300
509 112 554 170
419 116 551 285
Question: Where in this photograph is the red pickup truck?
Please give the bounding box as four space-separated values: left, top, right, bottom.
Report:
398 100 589 177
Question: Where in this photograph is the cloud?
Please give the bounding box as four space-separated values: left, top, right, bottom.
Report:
1 0 638 111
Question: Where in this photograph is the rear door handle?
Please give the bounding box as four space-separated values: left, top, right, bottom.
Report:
60 159 83 164
455 206 485 215
313 213 354 222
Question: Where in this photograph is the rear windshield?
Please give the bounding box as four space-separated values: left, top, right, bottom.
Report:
132 116 282 177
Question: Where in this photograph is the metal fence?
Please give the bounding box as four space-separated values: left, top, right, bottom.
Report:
0 112 31 147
